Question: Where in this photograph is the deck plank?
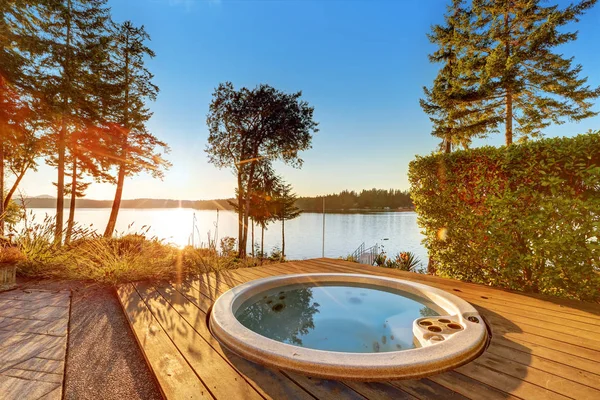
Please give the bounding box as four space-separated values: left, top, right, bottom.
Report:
118 259 600 400
117 284 211 399
154 281 317 400
279 261 600 358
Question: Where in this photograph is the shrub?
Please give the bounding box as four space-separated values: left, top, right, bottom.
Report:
219 236 237 257
409 131 600 301
388 252 421 272
0 247 26 264
269 246 283 261
64 236 178 283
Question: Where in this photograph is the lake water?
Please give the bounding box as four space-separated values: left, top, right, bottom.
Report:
22 208 428 266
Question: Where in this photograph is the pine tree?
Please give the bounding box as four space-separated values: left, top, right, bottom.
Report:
64 124 113 243
471 0 600 144
273 182 301 260
0 76 29 234
38 0 112 243
421 0 501 152
0 0 43 235
103 21 170 237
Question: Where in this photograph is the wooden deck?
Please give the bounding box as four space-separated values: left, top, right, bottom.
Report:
117 258 600 400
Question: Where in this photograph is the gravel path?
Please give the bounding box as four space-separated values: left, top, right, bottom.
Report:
19 279 163 399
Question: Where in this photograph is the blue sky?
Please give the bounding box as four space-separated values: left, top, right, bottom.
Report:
21 0 600 200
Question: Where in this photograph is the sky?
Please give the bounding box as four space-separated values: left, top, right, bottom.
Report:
19 0 600 200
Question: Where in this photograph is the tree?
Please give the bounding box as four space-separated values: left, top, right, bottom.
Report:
273 182 301 259
0 0 43 235
230 163 279 257
0 76 29 235
103 21 170 237
421 0 500 152
38 0 112 243
470 0 600 145
251 166 279 259
206 82 318 257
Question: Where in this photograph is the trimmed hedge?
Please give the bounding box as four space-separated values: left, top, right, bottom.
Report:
409 131 600 301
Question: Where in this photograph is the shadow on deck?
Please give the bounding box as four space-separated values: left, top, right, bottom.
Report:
117 258 600 400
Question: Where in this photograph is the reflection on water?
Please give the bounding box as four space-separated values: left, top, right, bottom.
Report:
235 284 440 353
236 288 319 346
23 208 428 262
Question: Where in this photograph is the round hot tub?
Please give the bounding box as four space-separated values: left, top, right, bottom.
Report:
209 273 488 380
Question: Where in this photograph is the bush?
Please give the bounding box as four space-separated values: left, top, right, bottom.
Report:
409 131 600 301
12 216 270 284
372 251 421 271
0 247 26 264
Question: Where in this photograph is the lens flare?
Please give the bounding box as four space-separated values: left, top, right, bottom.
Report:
437 227 448 241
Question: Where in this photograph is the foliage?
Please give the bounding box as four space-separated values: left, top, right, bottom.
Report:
0 247 26 265
373 251 422 271
424 0 600 147
342 255 358 263
219 236 237 257
206 82 318 257
2 2 169 244
268 246 283 262
37 0 114 243
103 20 170 237
388 252 422 272
273 181 301 258
409 131 600 301
296 189 413 211
11 216 267 284
421 0 494 152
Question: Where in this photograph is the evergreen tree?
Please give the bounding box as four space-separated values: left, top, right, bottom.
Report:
0 76 29 234
62 124 113 243
0 0 43 235
471 0 600 144
421 0 500 152
273 182 301 259
38 0 112 243
103 21 169 237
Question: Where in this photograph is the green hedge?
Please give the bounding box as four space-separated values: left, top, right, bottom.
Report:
409 131 600 301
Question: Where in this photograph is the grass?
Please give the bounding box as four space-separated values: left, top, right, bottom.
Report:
8 214 274 285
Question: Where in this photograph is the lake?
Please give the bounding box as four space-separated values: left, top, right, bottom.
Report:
22 208 428 267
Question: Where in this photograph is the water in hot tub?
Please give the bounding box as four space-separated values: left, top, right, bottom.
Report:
235 284 441 353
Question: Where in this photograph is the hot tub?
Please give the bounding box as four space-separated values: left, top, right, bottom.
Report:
209 273 488 380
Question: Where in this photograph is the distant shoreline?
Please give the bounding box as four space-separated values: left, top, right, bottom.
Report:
20 198 414 213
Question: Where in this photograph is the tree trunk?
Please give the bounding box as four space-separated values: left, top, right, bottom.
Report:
444 138 452 153
105 31 131 239
505 90 513 146
4 166 28 210
281 217 285 260
251 221 255 258
56 0 72 245
104 163 126 237
243 201 250 258
504 9 513 146
0 140 5 236
237 172 245 258
65 158 77 245
240 159 258 258
55 123 66 244
427 256 436 275
261 225 264 262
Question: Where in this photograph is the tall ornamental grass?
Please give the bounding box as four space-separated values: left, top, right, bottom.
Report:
10 213 265 284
